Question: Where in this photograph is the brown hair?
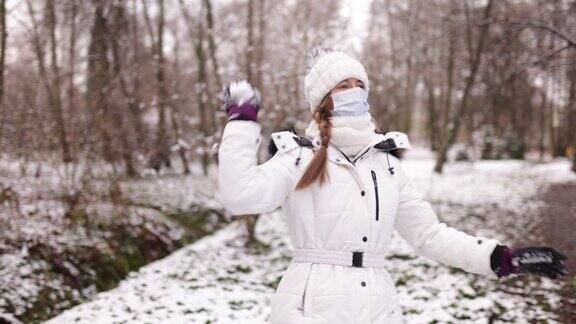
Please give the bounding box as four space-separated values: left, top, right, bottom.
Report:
295 94 333 190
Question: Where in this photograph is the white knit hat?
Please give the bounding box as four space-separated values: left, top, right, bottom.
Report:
304 46 369 113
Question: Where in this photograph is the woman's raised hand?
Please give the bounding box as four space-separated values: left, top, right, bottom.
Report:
492 245 568 279
219 80 261 122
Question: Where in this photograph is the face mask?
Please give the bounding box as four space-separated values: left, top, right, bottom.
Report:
330 87 369 117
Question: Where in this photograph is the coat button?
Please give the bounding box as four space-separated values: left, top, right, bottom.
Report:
477 239 482 244
361 281 366 287
362 236 367 242
360 190 365 196
336 158 340 162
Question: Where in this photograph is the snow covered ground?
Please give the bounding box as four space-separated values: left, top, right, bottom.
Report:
46 151 576 324
0 157 225 323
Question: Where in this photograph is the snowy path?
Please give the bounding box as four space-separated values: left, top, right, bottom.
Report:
46 155 576 324
531 181 576 322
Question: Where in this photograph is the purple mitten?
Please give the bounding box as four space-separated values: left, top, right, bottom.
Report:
491 245 568 279
220 80 261 122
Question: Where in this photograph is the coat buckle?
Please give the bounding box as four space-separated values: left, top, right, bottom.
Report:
352 251 364 267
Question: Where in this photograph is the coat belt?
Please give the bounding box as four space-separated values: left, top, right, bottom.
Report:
291 248 388 268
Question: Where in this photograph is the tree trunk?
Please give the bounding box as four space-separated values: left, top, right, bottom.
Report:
27 0 72 163
47 0 72 163
0 0 6 145
202 0 221 88
202 0 227 137
425 79 438 151
108 3 140 177
170 108 190 175
568 65 576 172
170 39 190 174
142 0 171 172
539 90 547 160
179 0 213 176
434 0 494 173
86 2 114 163
246 0 255 82
255 0 266 91
154 0 170 170
129 0 144 142
66 0 77 143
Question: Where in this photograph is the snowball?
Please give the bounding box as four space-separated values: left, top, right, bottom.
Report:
229 80 254 106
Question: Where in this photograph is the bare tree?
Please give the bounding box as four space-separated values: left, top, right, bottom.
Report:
142 0 172 172
246 0 255 82
0 0 6 144
179 0 214 176
66 0 77 131
494 3 576 172
202 0 221 88
107 2 142 176
434 0 495 173
86 2 113 163
168 36 191 174
569 64 576 172
26 0 73 163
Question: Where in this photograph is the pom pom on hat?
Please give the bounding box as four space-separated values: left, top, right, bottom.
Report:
304 43 369 113
304 44 335 74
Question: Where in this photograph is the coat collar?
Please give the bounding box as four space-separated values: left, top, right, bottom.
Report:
309 132 387 166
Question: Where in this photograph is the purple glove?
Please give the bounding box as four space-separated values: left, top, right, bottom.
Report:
220 80 261 122
490 245 568 279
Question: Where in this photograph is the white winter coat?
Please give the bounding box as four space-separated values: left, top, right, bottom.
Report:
217 120 500 323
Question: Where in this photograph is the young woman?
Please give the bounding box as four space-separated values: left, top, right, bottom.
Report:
217 47 568 323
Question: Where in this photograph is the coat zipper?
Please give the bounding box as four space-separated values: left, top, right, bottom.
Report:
329 142 355 165
352 146 372 164
371 170 379 221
